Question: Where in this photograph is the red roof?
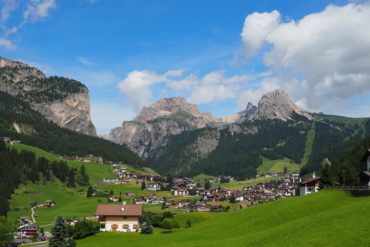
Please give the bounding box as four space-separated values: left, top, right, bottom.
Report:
95 204 143 216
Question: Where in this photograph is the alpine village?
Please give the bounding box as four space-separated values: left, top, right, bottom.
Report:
1 1 370 247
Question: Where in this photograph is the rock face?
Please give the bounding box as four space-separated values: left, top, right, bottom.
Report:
109 90 313 159
237 102 257 123
135 98 206 122
253 90 312 121
109 97 214 159
0 56 96 136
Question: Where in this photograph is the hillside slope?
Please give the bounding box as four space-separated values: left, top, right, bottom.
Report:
0 91 144 166
0 56 96 135
78 190 370 247
110 90 370 179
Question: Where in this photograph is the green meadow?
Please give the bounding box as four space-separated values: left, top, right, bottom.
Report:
257 157 300 175
78 190 370 247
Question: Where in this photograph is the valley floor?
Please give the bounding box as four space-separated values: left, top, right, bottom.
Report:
77 190 370 247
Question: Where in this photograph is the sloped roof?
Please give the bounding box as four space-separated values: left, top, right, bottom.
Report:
95 204 143 216
362 171 370 177
300 176 320 185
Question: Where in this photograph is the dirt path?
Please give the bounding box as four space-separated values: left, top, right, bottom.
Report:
31 206 37 223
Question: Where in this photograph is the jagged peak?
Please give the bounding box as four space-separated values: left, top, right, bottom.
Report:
134 97 203 122
253 89 312 121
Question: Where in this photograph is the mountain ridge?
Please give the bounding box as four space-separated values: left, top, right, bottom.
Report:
0 56 96 136
109 91 369 179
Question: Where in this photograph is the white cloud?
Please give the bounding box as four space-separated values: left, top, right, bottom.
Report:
118 69 252 111
240 3 370 113
241 10 280 56
187 71 250 105
0 37 15 50
23 0 56 22
117 70 185 111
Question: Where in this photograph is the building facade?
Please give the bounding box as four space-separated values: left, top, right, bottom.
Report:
95 204 143 232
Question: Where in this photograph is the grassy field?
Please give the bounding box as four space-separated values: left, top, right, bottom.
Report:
77 190 370 247
257 158 300 175
301 121 316 166
192 173 217 182
220 176 277 190
7 144 165 227
11 143 113 185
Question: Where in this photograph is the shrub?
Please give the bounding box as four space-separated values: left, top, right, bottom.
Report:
71 220 99 239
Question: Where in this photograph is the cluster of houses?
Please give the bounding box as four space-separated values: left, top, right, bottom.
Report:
64 154 104 164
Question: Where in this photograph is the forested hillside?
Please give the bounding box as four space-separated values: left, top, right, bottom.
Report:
150 113 370 179
0 92 144 166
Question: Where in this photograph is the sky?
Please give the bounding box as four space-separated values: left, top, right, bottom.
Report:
1 0 370 134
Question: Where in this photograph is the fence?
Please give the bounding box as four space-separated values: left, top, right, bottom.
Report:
324 186 370 197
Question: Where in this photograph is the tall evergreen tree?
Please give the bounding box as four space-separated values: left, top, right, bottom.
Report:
49 216 74 247
204 179 211 190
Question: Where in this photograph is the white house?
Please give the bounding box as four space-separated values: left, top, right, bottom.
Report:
299 174 320 196
146 183 162 191
95 204 143 232
171 188 189 196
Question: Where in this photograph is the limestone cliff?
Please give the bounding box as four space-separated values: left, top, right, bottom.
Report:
253 90 312 121
0 56 96 136
109 98 214 159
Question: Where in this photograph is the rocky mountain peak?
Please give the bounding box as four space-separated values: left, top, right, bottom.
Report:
0 56 45 81
0 56 25 68
253 90 312 121
134 97 203 122
0 56 96 136
237 102 257 123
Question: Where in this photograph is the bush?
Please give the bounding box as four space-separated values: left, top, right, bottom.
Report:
141 214 153 234
151 214 164 227
160 218 179 230
71 220 99 239
162 211 173 219
184 220 192 228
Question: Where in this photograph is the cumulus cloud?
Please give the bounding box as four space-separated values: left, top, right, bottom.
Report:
117 70 184 111
241 10 280 56
118 69 252 112
240 3 370 113
187 71 250 105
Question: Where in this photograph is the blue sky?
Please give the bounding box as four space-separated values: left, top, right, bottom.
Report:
1 0 370 134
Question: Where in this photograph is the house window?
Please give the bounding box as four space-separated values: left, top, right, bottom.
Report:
133 224 138 229
100 223 105 229
123 224 129 229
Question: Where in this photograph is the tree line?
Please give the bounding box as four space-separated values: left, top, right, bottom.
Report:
0 91 144 167
0 141 89 216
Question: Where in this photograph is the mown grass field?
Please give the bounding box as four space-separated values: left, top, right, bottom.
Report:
257 157 300 175
220 176 277 189
78 190 370 247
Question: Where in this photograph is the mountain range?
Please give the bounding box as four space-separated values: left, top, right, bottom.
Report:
1 56 369 179
109 90 370 179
